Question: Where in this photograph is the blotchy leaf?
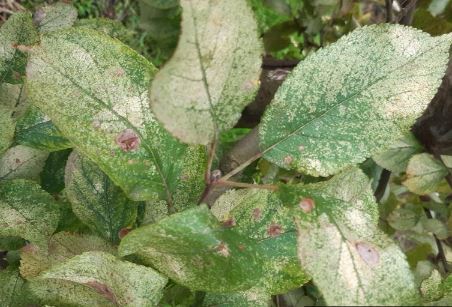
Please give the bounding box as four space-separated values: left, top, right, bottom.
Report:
26 28 206 205
65 151 138 244
0 145 49 181
0 266 26 307
0 179 60 249
403 153 448 194
279 168 419 306
203 288 271 306
36 251 167 307
0 83 26 155
75 18 132 43
33 2 78 33
259 25 451 177
150 0 262 144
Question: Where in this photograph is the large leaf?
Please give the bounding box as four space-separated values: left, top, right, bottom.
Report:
259 25 451 177
403 153 448 194
65 151 138 244
33 2 78 33
150 0 262 144
279 168 420 306
35 251 167 306
26 28 206 205
0 179 60 249
203 288 271 306
0 266 26 307
0 145 49 181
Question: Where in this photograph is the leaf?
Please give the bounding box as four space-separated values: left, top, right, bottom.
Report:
65 151 138 244
26 28 206 204
119 205 264 292
373 132 423 174
279 168 419 306
0 12 39 84
15 106 71 151
0 145 49 181
36 251 167 306
149 0 262 144
138 0 181 42
40 148 72 193
0 179 60 250
0 83 28 120
0 266 26 307
33 2 78 33
0 83 26 154
142 0 180 9
403 153 448 194
259 25 452 177
428 0 450 16
203 288 271 306
420 269 443 302
74 18 132 42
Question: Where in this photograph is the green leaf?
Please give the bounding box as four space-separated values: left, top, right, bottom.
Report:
428 0 450 16
0 179 60 250
0 106 15 155
0 145 49 181
0 12 39 84
259 25 451 177
40 148 72 193
373 132 423 174
0 83 28 120
142 0 180 9
36 251 167 306
119 205 264 292
150 0 262 144
403 153 448 194
203 288 271 306
420 269 443 302
0 83 26 155
65 151 138 244
15 106 71 151
138 0 180 42
26 28 206 204
279 168 419 306
74 18 132 42
33 2 78 33
0 266 26 307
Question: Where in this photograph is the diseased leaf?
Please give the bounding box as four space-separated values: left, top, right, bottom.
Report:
259 25 451 177
36 251 167 306
150 0 262 144
65 151 138 244
0 145 49 181
279 168 419 306
373 132 423 174
203 288 271 306
403 153 448 194
75 18 132 42
33 2 78 33
420 269 443 302
26 28 206 204
40 148 72 193
0 83 26 154
0 266 26 307
0 180 60 250
0 83 28 120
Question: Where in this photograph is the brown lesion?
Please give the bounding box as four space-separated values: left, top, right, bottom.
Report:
85 281 119 305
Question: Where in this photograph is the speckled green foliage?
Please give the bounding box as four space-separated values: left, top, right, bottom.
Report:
26 28 207 205
0 12 39 84
0 145 49 181
403 153 448 195
36 251 167 306
75 18 132 43
0 180 60 250
150 0 263 145
15 106 71 151
65 151 138 244
0 266 26 307
33 2 78 33
279 168 420 306
212 189 309 294
119 205 266 292
259 25 452 177
0 83 25 155
203 288 271 306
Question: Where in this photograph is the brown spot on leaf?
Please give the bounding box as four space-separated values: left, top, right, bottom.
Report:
15 158 21 164
238 244 245 251
355 242 379 267
222 218 236 228
210 169 222 183
113 68 125 77
283 155 293 165
252 208 262 221
215 242 230 257
118 227 131 240
116 129 140 152
267 223 282 237
299 198 315 213
85 281 118 304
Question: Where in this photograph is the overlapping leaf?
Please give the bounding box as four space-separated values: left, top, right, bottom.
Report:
33 2 78 33
0 145 49 181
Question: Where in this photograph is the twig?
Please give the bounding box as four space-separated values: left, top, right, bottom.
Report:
205 133 218 184
385 0 393 23
424 208 449 273
374 169 391 202
215 180 278 191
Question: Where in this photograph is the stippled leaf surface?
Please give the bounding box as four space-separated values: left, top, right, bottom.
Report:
0 180 60 249
259 25 451 177
0 83 25 154
0 266 26 307
119 205 265 292
26 28 206 205
0 145 49 181
279 168 419 306
203 288 271 307
65 151 138 244
33 2 78 33
212 189 309 294
0 12 39 84
403 153 448 194
373 132 423 174
74 18 132 42
36 251 167 306
150 0 262 144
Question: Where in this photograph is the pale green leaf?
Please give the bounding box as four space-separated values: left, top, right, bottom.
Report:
403 153 448 194
420 269 443 302
26 28 206 204
259 25 451 177
428 0 450 16
150 0 262 144
138 0 180 42
33 2 78 33
0 83 26 154
441 155 452 168
0 266 26 307
65 151 138 244
279 168 419 306
373 132 423 174
203 288 271 306
36 251 167 306
0 179 60 249
0 83 28 120
0 145 49 181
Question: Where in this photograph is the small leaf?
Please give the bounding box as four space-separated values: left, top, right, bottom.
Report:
259 25 451 177
403 153 448 194
0 179 60 250
65 151 138 244
420 269 443 302
203 288 271 307
36 251 167 306
150 0 262 144
33 2 78 33
0 145 49 181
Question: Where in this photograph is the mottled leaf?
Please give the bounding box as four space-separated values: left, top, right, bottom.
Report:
33 2 78 33
0 180 60 249
403 153 448 194
0 266 26 307
420 269 443 302
150 0 262 144
65 151 138 244
40 148 72 193
0 145 49 181
0 83 25 154
203 288 271 307
259 25 451 177
36 251 167 306
26 28 206 204
0 83 28 120
75 18 132 42
279 168 419 306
